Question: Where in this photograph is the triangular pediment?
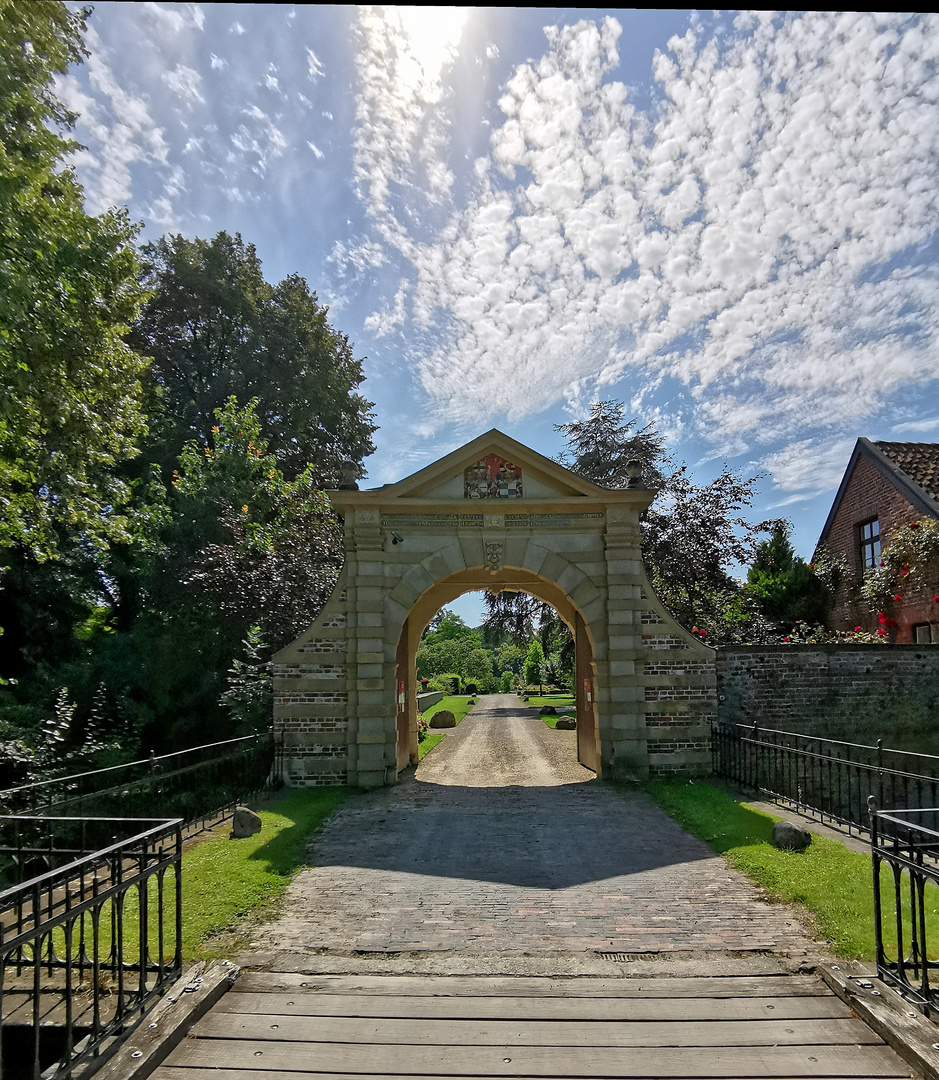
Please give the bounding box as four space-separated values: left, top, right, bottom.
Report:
375 429 607 501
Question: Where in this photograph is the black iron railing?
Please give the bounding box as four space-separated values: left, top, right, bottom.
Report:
712 721 939 840
869 799 939 1015
0 732 279 824
0 816 183 1079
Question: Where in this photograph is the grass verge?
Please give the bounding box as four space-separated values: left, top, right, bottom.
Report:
645 779 939 959
417 695 476 760
525 695 575 709
117 786 355 963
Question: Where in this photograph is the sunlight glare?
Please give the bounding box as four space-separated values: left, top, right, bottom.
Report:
392 6 468 90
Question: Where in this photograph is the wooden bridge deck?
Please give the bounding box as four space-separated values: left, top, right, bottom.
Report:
153 971 918 1079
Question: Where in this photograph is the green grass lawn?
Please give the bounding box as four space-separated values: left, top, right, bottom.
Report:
417 695 476 759
114 786 355 963
645 779 939 959
524 694 575 728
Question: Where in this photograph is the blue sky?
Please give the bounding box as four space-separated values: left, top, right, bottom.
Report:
61 6 939 625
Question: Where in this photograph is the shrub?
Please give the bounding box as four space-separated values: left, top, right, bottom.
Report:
417 711 428 741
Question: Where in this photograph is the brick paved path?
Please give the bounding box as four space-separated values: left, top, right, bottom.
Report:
255 696 813 958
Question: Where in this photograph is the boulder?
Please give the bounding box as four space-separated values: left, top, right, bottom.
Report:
467 698 476 706
429 710 456 728
555 716 577 730
540 705 556 715
772 820 812 851
230 806 262 839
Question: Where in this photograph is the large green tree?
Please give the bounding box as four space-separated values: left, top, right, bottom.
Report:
0 1 149 556
130 232 376 486
555 401 777 644
746 523 832 630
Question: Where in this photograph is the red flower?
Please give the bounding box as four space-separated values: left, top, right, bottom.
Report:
698 629 707 636
933 595 939 603
910 522 919 530
854 626 863 631
876 629 888 636
782 636 790 642
878 612 887 623
893 594 902 602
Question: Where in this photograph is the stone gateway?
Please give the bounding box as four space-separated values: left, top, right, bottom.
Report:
273 430 716 787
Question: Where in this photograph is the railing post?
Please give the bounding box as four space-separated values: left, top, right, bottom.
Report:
752 721 760 794
869 795 884 979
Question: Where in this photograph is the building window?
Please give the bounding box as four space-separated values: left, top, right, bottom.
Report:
913 624 936 645
859 519 881 569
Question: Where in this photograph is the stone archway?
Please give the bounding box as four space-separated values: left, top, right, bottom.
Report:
391 568 600 773
273 430 716 788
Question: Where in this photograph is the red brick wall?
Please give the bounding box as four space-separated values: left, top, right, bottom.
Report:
824 455 938 641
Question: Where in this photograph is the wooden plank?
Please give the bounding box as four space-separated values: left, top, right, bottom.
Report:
152 1071 907 1080
152 1074 911 1080
216 990 853 1023
191 1012 881 1048
233 973 829 999
160 1038 912 1077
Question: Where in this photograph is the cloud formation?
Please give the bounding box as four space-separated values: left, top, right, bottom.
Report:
353 11 939 489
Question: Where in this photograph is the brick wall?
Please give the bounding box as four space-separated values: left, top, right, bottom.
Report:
640 597 716 778
716 644 939 753
824 455 936 641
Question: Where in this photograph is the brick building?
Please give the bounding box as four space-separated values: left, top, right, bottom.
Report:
816 438 939 642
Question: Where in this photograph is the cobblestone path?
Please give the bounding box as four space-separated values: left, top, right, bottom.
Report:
253 695 813 958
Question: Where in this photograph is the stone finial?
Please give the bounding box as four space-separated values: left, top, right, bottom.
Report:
230 806 262 839
337 459 359 490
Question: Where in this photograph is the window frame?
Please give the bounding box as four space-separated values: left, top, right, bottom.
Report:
858 517 881 571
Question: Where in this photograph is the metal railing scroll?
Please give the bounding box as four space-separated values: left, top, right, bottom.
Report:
0 816 183 1079
869 798 939 1016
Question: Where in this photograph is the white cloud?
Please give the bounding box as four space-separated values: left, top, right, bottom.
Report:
210 53 227 70
763 437 856 502
352 6 467 220
893 418 939 434
141 3 204 35
162 64 204 103
60 26 169 214
355 11 939 467
307 141 324 159
307 48 324 79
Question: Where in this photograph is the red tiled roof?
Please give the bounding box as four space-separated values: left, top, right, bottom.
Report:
875 442 939 504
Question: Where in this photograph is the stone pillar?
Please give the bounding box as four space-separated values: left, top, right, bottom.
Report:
348 507 392 788
602 505 649 780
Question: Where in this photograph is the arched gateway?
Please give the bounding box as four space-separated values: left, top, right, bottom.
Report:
273 431 716 787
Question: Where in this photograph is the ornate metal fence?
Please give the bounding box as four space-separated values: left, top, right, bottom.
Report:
712 721 939 839
0 732 279 825
869 800 939 1015
0 816 182 1079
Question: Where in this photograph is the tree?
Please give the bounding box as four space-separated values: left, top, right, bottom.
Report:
129 232 376 486
559 401 774 643
746 523 832 630
524 640 544 690
555 401 666 491
0 2 149 556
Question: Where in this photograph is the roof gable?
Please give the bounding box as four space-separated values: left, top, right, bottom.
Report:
817 437 939 546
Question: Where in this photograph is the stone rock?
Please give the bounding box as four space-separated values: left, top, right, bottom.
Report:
429 710 456 728
555 715 577 730
522 695 529 702
230 806 262 839
467 699 476 706
540 705 557 715
772 820 812 851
